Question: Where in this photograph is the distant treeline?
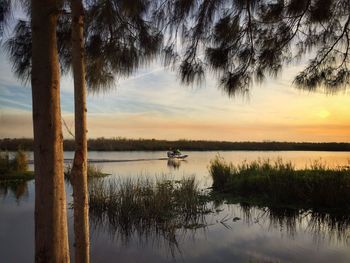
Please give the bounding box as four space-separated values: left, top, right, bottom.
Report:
1 138 350 152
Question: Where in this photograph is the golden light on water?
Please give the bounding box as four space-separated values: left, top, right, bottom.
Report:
318 110 331 119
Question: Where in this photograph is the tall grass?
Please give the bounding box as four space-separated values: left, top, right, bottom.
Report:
0 150 28 175
209 156 350 209
64 163 107 181
12 150 28 172
89 176 210 247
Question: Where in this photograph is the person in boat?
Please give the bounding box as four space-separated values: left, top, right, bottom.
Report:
167 148 182 157
173 149 181 155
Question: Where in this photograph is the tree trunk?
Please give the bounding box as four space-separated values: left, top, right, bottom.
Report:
70 0 90 262
31 1 70 262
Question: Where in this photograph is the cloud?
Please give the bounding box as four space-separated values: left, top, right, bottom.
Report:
1 49 350 142
1 110 349 142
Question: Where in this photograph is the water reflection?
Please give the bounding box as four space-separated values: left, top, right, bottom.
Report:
2 151 350 262
167 159 187 170
0 180 30 202
90 195 350 261
89 177 209 258
90 213 207 257
235 204 350 245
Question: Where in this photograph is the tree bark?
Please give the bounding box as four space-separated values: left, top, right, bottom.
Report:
70 0 90 262
31 1 70 262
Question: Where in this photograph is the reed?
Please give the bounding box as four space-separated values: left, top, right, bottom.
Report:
89 176 210 245
209 156 350 210
64 163 109 181
0 150 32 180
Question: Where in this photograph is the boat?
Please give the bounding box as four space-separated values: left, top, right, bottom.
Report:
167 151 188 159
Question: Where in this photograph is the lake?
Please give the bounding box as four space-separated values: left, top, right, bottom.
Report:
1 151 350 262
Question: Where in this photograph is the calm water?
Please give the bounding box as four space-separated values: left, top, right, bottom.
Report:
1 151 350 262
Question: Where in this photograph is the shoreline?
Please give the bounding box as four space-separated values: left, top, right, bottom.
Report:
1 138 350 152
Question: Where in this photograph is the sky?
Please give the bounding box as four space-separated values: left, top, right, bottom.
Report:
0 49 350 142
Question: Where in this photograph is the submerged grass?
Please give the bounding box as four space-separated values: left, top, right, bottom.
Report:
209 156 350 210
89 176 210 247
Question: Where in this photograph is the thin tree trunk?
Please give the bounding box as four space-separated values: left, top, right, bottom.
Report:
31 1 70 262
70 0 90 262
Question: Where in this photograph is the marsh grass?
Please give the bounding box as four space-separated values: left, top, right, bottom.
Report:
0 150 32 180
89 176 210 250
209 156 350 210
64 163 109 181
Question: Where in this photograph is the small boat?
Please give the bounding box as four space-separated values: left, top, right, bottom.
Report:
167 151 188 159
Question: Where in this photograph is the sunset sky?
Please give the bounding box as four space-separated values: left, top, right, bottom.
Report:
0 50 350 142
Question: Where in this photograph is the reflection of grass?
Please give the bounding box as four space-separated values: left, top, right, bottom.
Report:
0 180 30 200
89 176 210 251
209 156 350 210
237 203 350 245
89 174 350 256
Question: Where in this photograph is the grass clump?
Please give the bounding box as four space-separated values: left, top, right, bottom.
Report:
87 164 106 178
209 156 350 210
65 163 109 181
89 176 210 242
0 150 33 180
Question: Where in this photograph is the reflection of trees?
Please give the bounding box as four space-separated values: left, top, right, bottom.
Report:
0 180 30 202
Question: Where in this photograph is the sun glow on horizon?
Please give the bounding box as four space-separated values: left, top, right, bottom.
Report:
318 110 331 119
1 52 350 142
